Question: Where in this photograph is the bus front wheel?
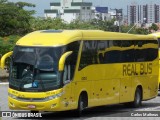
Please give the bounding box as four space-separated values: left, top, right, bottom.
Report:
75 95 85 117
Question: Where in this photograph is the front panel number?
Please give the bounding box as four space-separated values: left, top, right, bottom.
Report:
81 77 87 80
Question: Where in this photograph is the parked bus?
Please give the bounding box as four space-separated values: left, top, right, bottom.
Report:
149 32 160 89
0 30 159 116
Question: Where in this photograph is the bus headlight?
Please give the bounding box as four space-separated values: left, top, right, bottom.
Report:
47 92 63 100
8 93 17 99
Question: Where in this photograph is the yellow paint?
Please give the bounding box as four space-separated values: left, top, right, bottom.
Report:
8 88 63 111
0 51 13 69
59 51 73 71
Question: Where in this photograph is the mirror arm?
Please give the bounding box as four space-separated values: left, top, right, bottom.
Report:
59 71 64 87
0 51 13 69
58 51 73 71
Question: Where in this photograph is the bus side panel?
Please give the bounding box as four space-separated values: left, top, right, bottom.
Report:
146 61 159 99
71 70 92 109
145 61 158 99
119 76 133 103
131 61 159 100
72 64 121 108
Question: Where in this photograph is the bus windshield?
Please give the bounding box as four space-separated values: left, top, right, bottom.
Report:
9 46 66 92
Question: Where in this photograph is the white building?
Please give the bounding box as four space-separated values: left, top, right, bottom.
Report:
127 3 160 26
93 7 110 20
44 0 95 23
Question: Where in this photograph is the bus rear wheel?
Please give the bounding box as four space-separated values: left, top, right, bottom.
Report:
132 87 142 108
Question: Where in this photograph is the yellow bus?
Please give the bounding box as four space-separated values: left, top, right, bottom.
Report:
0 30 159 116
149 32 160 89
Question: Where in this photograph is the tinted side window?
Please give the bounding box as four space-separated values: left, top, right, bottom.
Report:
144 40 158 61
97 41 121 63
66 41 80 79
97 41 105 63
103 41 121 63
78 40 158 70
121 40 135 62
135 40 146 62
79 41 98 70
135 40 158 62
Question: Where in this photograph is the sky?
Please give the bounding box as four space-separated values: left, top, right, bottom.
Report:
8 0 160 17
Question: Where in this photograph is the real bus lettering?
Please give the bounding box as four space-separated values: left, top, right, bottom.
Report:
123 63 152 76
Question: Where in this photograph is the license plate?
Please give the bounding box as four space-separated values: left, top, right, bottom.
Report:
27 104 36 109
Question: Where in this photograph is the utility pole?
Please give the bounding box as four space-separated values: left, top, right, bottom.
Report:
127 18 147 33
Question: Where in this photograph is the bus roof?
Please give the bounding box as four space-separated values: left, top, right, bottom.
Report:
16 30 157 47
149 32 160 38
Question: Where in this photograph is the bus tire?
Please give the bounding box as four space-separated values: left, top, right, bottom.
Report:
75 95 85 117
132 87 142 108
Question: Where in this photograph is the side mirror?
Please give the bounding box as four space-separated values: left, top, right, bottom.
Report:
58 51 73 71
0 51 13 69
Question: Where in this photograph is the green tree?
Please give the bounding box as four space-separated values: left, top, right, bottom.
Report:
121 24 150 35
15 1 35 8
149 23 159 32
68 19 96 29
31 17 97 31
121 24 134 33
90 17 118 32
0 0 7 3
135 28 150 34
0 35 20 55
30 17 67 30
0 0 35 36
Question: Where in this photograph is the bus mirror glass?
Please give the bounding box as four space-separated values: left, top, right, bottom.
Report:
58 51 73 71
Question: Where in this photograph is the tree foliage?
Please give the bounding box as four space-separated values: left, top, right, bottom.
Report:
121 24 150 35
30 18 98 30
149 23 159 32
15 1 35 8
0 35 20 55
0 0 35 36
67 19 96 29
30 17 67 30
90 16 119 31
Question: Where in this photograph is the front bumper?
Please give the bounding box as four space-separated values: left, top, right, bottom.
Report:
8 96 61 111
